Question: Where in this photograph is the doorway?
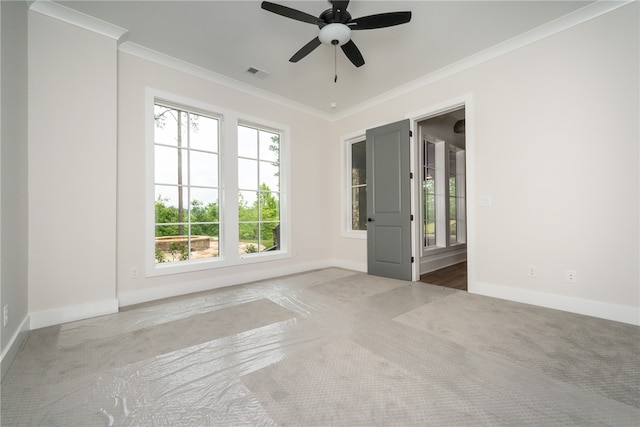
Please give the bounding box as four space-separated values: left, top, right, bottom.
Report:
416 107 468 291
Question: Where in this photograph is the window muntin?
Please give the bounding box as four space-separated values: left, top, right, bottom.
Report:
238 124 281 254
153 103 220 264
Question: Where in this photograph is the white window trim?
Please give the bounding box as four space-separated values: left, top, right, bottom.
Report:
341 133 367 239
145 88 291 277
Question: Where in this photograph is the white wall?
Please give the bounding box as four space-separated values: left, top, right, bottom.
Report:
330 3 639 324
28 11 119 328
0 0 30 380
116 52 333 305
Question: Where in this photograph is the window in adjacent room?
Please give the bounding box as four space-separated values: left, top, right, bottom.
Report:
420 138 466 251
423 141 437 247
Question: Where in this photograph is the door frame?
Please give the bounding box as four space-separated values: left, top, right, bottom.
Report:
406 94 475 288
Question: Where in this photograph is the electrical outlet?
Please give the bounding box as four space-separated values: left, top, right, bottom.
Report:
3 305 8 327
130 267 139 279
527 265 537 278
565 270 577 284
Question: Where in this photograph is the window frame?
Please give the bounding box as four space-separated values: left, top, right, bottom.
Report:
146 89 290 277
342 135 367 239
237 121 283 257
152 101 222 265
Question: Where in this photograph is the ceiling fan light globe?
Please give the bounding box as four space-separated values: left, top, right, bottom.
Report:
319 23 351 46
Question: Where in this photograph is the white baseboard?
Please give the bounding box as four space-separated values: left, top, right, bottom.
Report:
471 281 640 326
118 260 335 307
1 314 30 382
330 259 366 273
420 250 467 274
29 298 119 330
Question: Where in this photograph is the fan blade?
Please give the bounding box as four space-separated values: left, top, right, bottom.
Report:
349 11 412 30
289 37 322 63
341 40 365 67
261 1 323 26
331 1 350 23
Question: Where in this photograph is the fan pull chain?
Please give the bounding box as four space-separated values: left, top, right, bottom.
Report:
334 45 338 83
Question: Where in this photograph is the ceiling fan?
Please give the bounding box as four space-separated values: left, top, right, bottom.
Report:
261 1 412 68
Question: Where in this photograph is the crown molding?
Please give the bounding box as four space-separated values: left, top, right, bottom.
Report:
332 0 635 121
29 0 128 41
118 41 333 121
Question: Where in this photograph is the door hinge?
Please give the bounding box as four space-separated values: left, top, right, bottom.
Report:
409 130 413 138
411 256 415 263
410 214 414 221
410 172 413 179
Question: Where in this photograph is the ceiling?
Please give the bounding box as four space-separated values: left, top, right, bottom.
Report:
55 0 594 116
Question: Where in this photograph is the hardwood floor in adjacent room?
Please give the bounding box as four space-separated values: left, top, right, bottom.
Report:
420 261 467 291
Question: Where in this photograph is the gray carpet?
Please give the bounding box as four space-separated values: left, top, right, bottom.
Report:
1 268 639 426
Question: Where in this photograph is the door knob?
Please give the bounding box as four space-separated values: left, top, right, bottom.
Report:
367 218 374 222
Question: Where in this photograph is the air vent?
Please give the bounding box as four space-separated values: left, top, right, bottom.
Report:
246 67 270 79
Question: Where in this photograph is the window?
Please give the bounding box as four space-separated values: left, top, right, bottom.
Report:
423 141 436 247
148 91 290 275
449 148 466 245
153 103 220 264
421 138 466 251
238 124 281 254
344 137 367 236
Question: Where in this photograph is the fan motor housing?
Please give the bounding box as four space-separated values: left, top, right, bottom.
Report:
319 8 351 25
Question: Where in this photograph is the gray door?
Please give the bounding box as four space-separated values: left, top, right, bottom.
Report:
366 119 412 281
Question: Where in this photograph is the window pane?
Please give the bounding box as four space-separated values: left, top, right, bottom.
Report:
238 125 258 158
259 221 279 252
154 105 179 146
155 146 187 185
238 158 258 190
259 191 279 221
190 115 218 152
238 191 258 221
425 142 436 169
239 223 259 253
351 186 367 230
190 188 218 223
351 141 366 186
260 160 280 192
155 185 188 224
424 191 436 247
259 130 279 162
188 227 219 259
190 151 218 187
156 224 179 238
155 230 189 263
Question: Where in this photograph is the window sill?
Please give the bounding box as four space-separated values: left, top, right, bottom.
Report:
147 250 291 277
341 230 367 240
